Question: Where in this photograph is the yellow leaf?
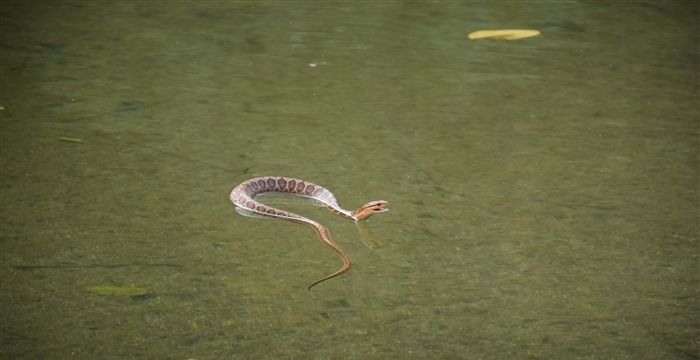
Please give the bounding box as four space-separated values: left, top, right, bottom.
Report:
468 29 541 41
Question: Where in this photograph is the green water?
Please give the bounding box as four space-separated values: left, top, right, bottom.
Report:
1 1 698 359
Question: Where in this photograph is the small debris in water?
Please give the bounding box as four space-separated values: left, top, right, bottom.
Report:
85 285 150 296
58 136 83 143
467 29 541 40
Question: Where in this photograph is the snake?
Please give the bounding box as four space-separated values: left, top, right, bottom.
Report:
229 176 388 290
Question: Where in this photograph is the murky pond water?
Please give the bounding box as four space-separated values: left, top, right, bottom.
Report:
1 1 697 359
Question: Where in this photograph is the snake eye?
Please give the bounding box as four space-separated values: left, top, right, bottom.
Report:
371 202 389 212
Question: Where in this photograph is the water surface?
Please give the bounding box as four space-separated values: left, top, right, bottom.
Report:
0 1 698 359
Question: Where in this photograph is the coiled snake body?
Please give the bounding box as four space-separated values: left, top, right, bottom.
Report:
229 176 388 290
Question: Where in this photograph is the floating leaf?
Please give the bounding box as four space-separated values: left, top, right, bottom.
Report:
468 29 541 41
85 285 150 296
58 136 83 143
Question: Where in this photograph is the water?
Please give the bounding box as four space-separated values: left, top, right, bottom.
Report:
1 1 698 359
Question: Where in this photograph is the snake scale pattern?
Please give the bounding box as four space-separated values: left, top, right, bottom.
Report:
230 176 388 290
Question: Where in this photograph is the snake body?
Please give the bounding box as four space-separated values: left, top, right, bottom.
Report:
229 176 388 290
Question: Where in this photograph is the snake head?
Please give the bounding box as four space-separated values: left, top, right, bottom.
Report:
353 200 389 220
